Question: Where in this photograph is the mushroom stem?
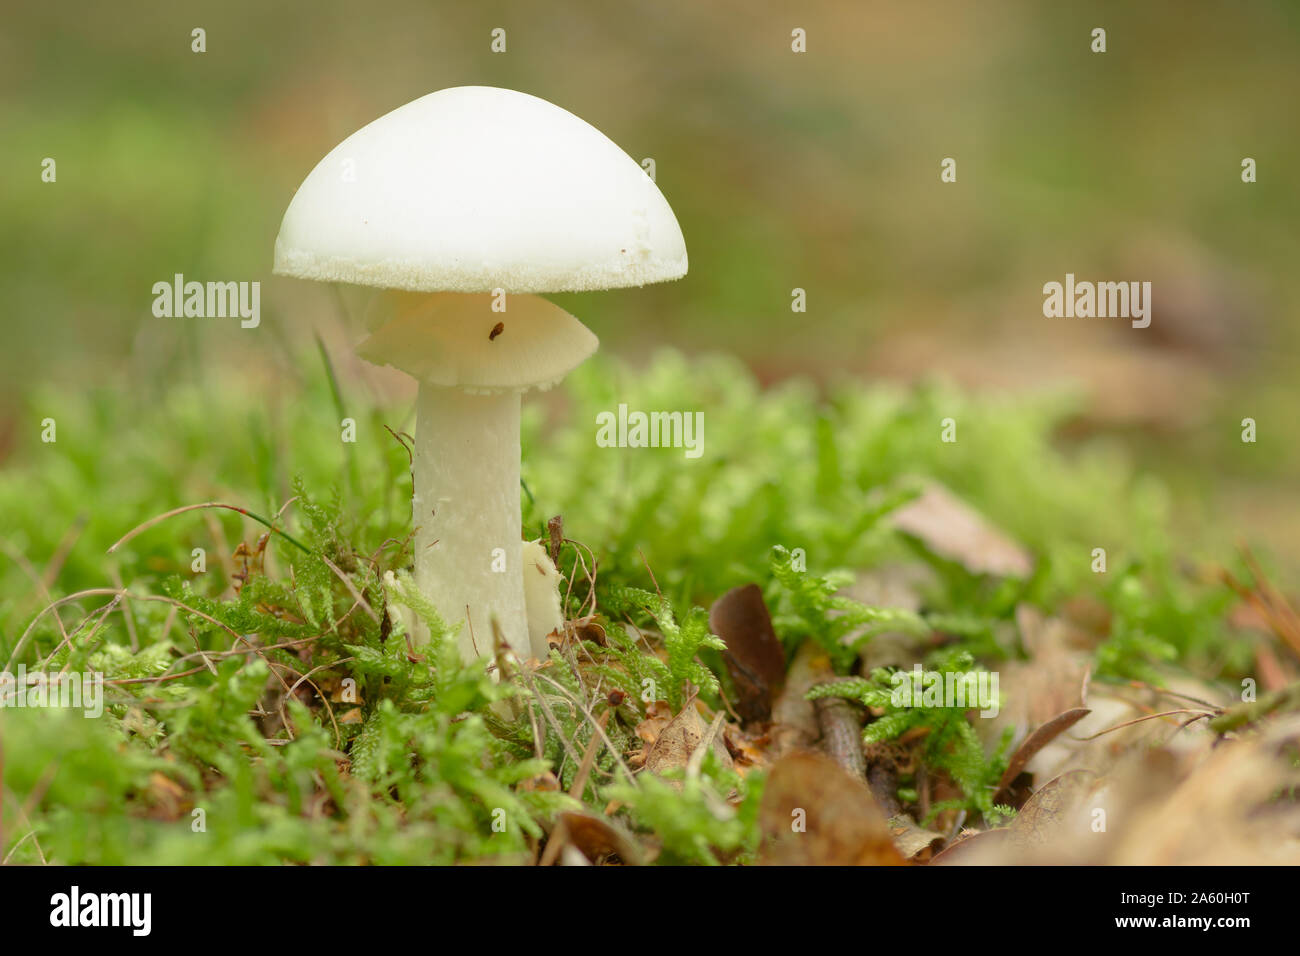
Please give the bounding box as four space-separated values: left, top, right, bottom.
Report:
412 383 528 664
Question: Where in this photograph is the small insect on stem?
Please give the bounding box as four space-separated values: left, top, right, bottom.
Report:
489 322 505 341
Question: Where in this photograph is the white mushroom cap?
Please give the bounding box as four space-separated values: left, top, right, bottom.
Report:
357 292 597 391
273 86 688 294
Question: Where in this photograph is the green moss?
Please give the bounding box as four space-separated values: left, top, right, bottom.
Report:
0 350 1247 863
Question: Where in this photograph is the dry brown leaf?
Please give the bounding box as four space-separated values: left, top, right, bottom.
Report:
644 700 732 782
887 813 945 860
759 750 907 866
1008 769 1098 850
935 769 1099 864
1108 719 1300 864
721 721 767 772
1010 680 1206 790
937 716 1300 864
145 771 186 821
890 481 1032 578
567 615 608 648
929 828 1011 865
547 811 643 866
519 770 561 793
994 707 1091 804
709 583 786 723
633 700 673 746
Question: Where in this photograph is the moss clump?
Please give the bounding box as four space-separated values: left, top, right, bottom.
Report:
0 351 1254 863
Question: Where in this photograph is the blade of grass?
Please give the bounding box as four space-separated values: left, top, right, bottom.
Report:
315 332 361 506
106 501 311 556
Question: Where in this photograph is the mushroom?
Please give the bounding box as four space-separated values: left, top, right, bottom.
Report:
356 291 593 663
272 86 687 666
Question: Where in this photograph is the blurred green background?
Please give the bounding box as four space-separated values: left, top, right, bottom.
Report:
2 0 1298 576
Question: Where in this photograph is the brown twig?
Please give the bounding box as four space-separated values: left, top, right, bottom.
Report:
286 658 352 749
1222 545 1300 660
868 762 904 818
814 688 866 779
1208 681 1300 733
41 514 87 591
8 589 295 697
534 673 635 786
106 563 139 653
319 555 379 623
638 550 664 604
0 539 70 648
1071 708 1218 741
567 709 612 802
